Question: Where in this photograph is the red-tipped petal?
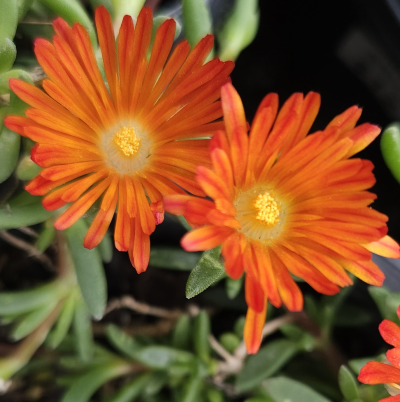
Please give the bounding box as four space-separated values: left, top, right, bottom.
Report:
358 361 400 384
380 319 400 348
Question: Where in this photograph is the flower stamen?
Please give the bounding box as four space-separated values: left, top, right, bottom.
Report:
254 192 280 226
113 126 141 157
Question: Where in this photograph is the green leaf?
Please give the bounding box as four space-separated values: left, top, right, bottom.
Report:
381 123 400 184
0 281 64 315
0 0 18 41
369 286 400 322
47 290 77 349
150 247 201 271
186 247 225 299
16 155 42 181
226 276 243 299
0 194 53 229
206 388 225 402
73 295 93 363
0 69 31 95
106 324 144 359
193 310 210 362
65 219 107 320
236 339 301 392
0 127 20 184
38 0 96 46
338 365 359 401
0 39 16 73
182 0 213 48
106 373 152 402
263 377 332 402
61 361 131 402
219 333 240 353
11 301 57 341
179 376 202 402
17 0 34 20
111 0 146 21
97 230 113 263
133 346 195 369
35 225 56 253
172 314 191 350
217 0 259 61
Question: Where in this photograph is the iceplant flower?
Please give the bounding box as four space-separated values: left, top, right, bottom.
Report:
5 6 233 272
164 82 400 353
359 305 400 401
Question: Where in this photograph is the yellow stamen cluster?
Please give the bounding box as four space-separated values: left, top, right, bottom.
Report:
254 192 280 226
113 126 141 157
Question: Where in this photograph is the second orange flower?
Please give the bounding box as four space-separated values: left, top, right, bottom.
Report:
165 82 400 354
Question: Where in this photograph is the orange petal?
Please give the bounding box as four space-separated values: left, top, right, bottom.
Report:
387 348 400 370
380 319 400 348
221 231 245 279
364 235 400 259
221 83 248 186
181 226 234 252
244 303 267 355
131 217 150 274
245 274 265 313
55 177 111 230
358 361 400 384
84 186 118 249
341 259 384 287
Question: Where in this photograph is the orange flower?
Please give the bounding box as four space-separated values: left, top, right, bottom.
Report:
5 6 233 272
359 305 400 401
164 82 400 353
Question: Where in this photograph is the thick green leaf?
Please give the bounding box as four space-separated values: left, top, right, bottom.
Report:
150 247 200 271
369 286 400 322
172 314 191 350
16 155 42 181
73 296 93 363
0 281 64 315
106 373 152 402
236 339 301 392
381 123 400 184
0 69 31 95
35 225 56 253
339 365 359 401
193 310 210 362
179 376 202 402
111 0 146 20
38 0 96 46
142 371 169 396
65 219 107 320
219 333 240 353
97 230 113 263
47 291 77 349
226 276 243 299
217 0 259 61
0 0 18 40
61 362 131 402
106 324 144 359
206 388 225 402
182 0 213 48
0 127 20 184
133 346 195 369
186 247 225 299
263 377 332 402
17 0 34 20
0 195 53 229
0 39 16 73
11 301 57 341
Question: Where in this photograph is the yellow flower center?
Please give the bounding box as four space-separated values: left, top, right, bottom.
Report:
113 126 141 157
254 192 280 226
